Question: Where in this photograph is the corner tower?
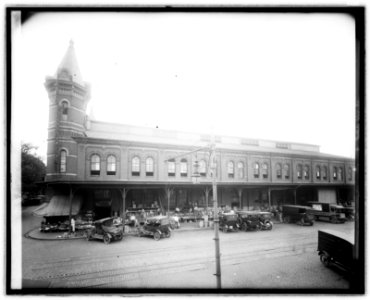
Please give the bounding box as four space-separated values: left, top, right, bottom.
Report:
44 41 90 181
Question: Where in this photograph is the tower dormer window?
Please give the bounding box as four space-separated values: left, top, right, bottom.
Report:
61 101 69 121
60 150 67 173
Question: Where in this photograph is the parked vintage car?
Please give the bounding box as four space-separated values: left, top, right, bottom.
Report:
308 202 347 223
318 229 354 274
219 213 240 232
281 205 315 226
40 216 70 232
258 211 274 230
237 211 263 231
86 217 124 244
138 216 172 241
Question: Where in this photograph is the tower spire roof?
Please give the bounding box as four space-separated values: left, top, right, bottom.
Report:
56 40 84 85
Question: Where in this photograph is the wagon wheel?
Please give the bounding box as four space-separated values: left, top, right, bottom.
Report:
103 234 111 244
165 230 171 238
241 223 248 231
320 253 331 267
153 231 161 241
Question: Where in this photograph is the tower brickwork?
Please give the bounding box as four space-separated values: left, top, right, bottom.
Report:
44 41 90 181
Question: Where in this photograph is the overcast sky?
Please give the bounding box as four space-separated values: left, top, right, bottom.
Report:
14 11 356 161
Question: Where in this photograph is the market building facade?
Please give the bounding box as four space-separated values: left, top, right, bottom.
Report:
38 42 356 221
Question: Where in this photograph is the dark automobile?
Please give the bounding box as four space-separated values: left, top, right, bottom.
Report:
40 216 70 232
219 213 240 232
86 217 124 244
318 229 354 274
282 205 315 226
258 211 274 230
138 216 171 241
308 202 347 224
237 211 263 231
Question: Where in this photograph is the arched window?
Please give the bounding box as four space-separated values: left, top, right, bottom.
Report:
316 165 321 179
61 101 69 120
276 163 282 178
228 161 234 178
237 162 244 179
297 164 303 179
168 159 175 177
60 150 67 173
333 167 338 180
146 157 154 176
283 164 290 179
90 154 101 175
180 159 188 177
322 166 328 180
254 162 260 178
304 165 310 180
262 163 268 178
132 156 140 176
348 167 353 181
338 167 343 181
107 155 116 175
199 160 206 177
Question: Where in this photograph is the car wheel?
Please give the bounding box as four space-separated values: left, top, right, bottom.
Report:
222 226 228 233
320 253 331 267
241 223 248 231
165 231 171 238
103 234 111 244
330 216 337 224
266 221 273 230
154 231 161 241
116 233 123 241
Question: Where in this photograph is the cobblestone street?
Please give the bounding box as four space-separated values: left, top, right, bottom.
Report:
21 206 354 291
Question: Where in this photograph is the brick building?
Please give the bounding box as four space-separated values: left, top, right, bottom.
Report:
40 41 355 220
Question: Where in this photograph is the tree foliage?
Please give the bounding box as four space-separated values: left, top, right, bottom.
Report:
21 143 46 195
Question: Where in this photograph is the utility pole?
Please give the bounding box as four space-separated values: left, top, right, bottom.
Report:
210 137 221 289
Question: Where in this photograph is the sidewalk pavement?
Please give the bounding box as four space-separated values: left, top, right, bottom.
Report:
25 220 213 241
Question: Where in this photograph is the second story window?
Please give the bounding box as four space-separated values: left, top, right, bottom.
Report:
146 157 154 176
180 159 188 177
199 160 206 177
60 150 67 173
90 154 101 176
333 167 338 180
304 165 310 180
297 164 302 179
322 166 328 180
168 159 175 177
283 164 290 179
254 162 260 178
107 155 116 175
262 163 268 179
338 167 343 181
228 161 234 178
276 163 282 178
348 167 353 181
132 156 140 176
238 162 244 179
316 165 321 179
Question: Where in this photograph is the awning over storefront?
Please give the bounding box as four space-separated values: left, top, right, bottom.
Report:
33 195 82 217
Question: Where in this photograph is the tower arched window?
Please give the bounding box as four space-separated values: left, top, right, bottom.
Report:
146 157 154 176
168 159 175 177
199 160 206 177
228 161 234 178
61 101 69 121
304 165 310 180
283 164 290 179
316 165 321 179
107 155 116 175
276 163 282 178
254 162 260 178
180 159 188 177
60 150 67 173
262 163 268 179
237 162 244 179
90 154 101 176
297 164 303 179
132 156 140 176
